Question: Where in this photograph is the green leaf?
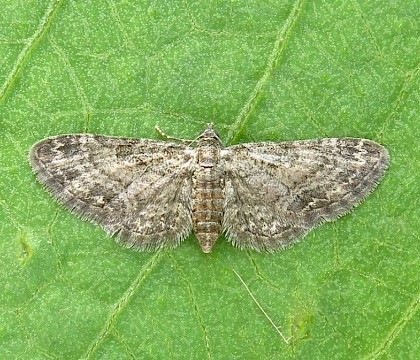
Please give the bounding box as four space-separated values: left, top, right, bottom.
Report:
1 1 418 359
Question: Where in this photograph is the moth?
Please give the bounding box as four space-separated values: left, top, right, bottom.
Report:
30 124 389 253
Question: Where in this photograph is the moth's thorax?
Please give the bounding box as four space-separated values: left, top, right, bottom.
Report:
192 131 224 253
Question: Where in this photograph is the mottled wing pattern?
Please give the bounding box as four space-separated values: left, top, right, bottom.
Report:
222 138 389 251
30 134 194 250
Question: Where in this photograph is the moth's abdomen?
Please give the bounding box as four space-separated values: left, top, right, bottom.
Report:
192 144 224 253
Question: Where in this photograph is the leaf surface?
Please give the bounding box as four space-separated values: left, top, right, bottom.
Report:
0 1 418 359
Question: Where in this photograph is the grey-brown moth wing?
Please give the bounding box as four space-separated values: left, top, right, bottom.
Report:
30 134 194 250
222 138 389 251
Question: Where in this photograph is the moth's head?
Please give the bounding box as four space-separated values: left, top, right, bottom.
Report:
198 123 222 144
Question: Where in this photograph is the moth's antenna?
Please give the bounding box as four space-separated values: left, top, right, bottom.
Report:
155 124 216 146
155 125 195 145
